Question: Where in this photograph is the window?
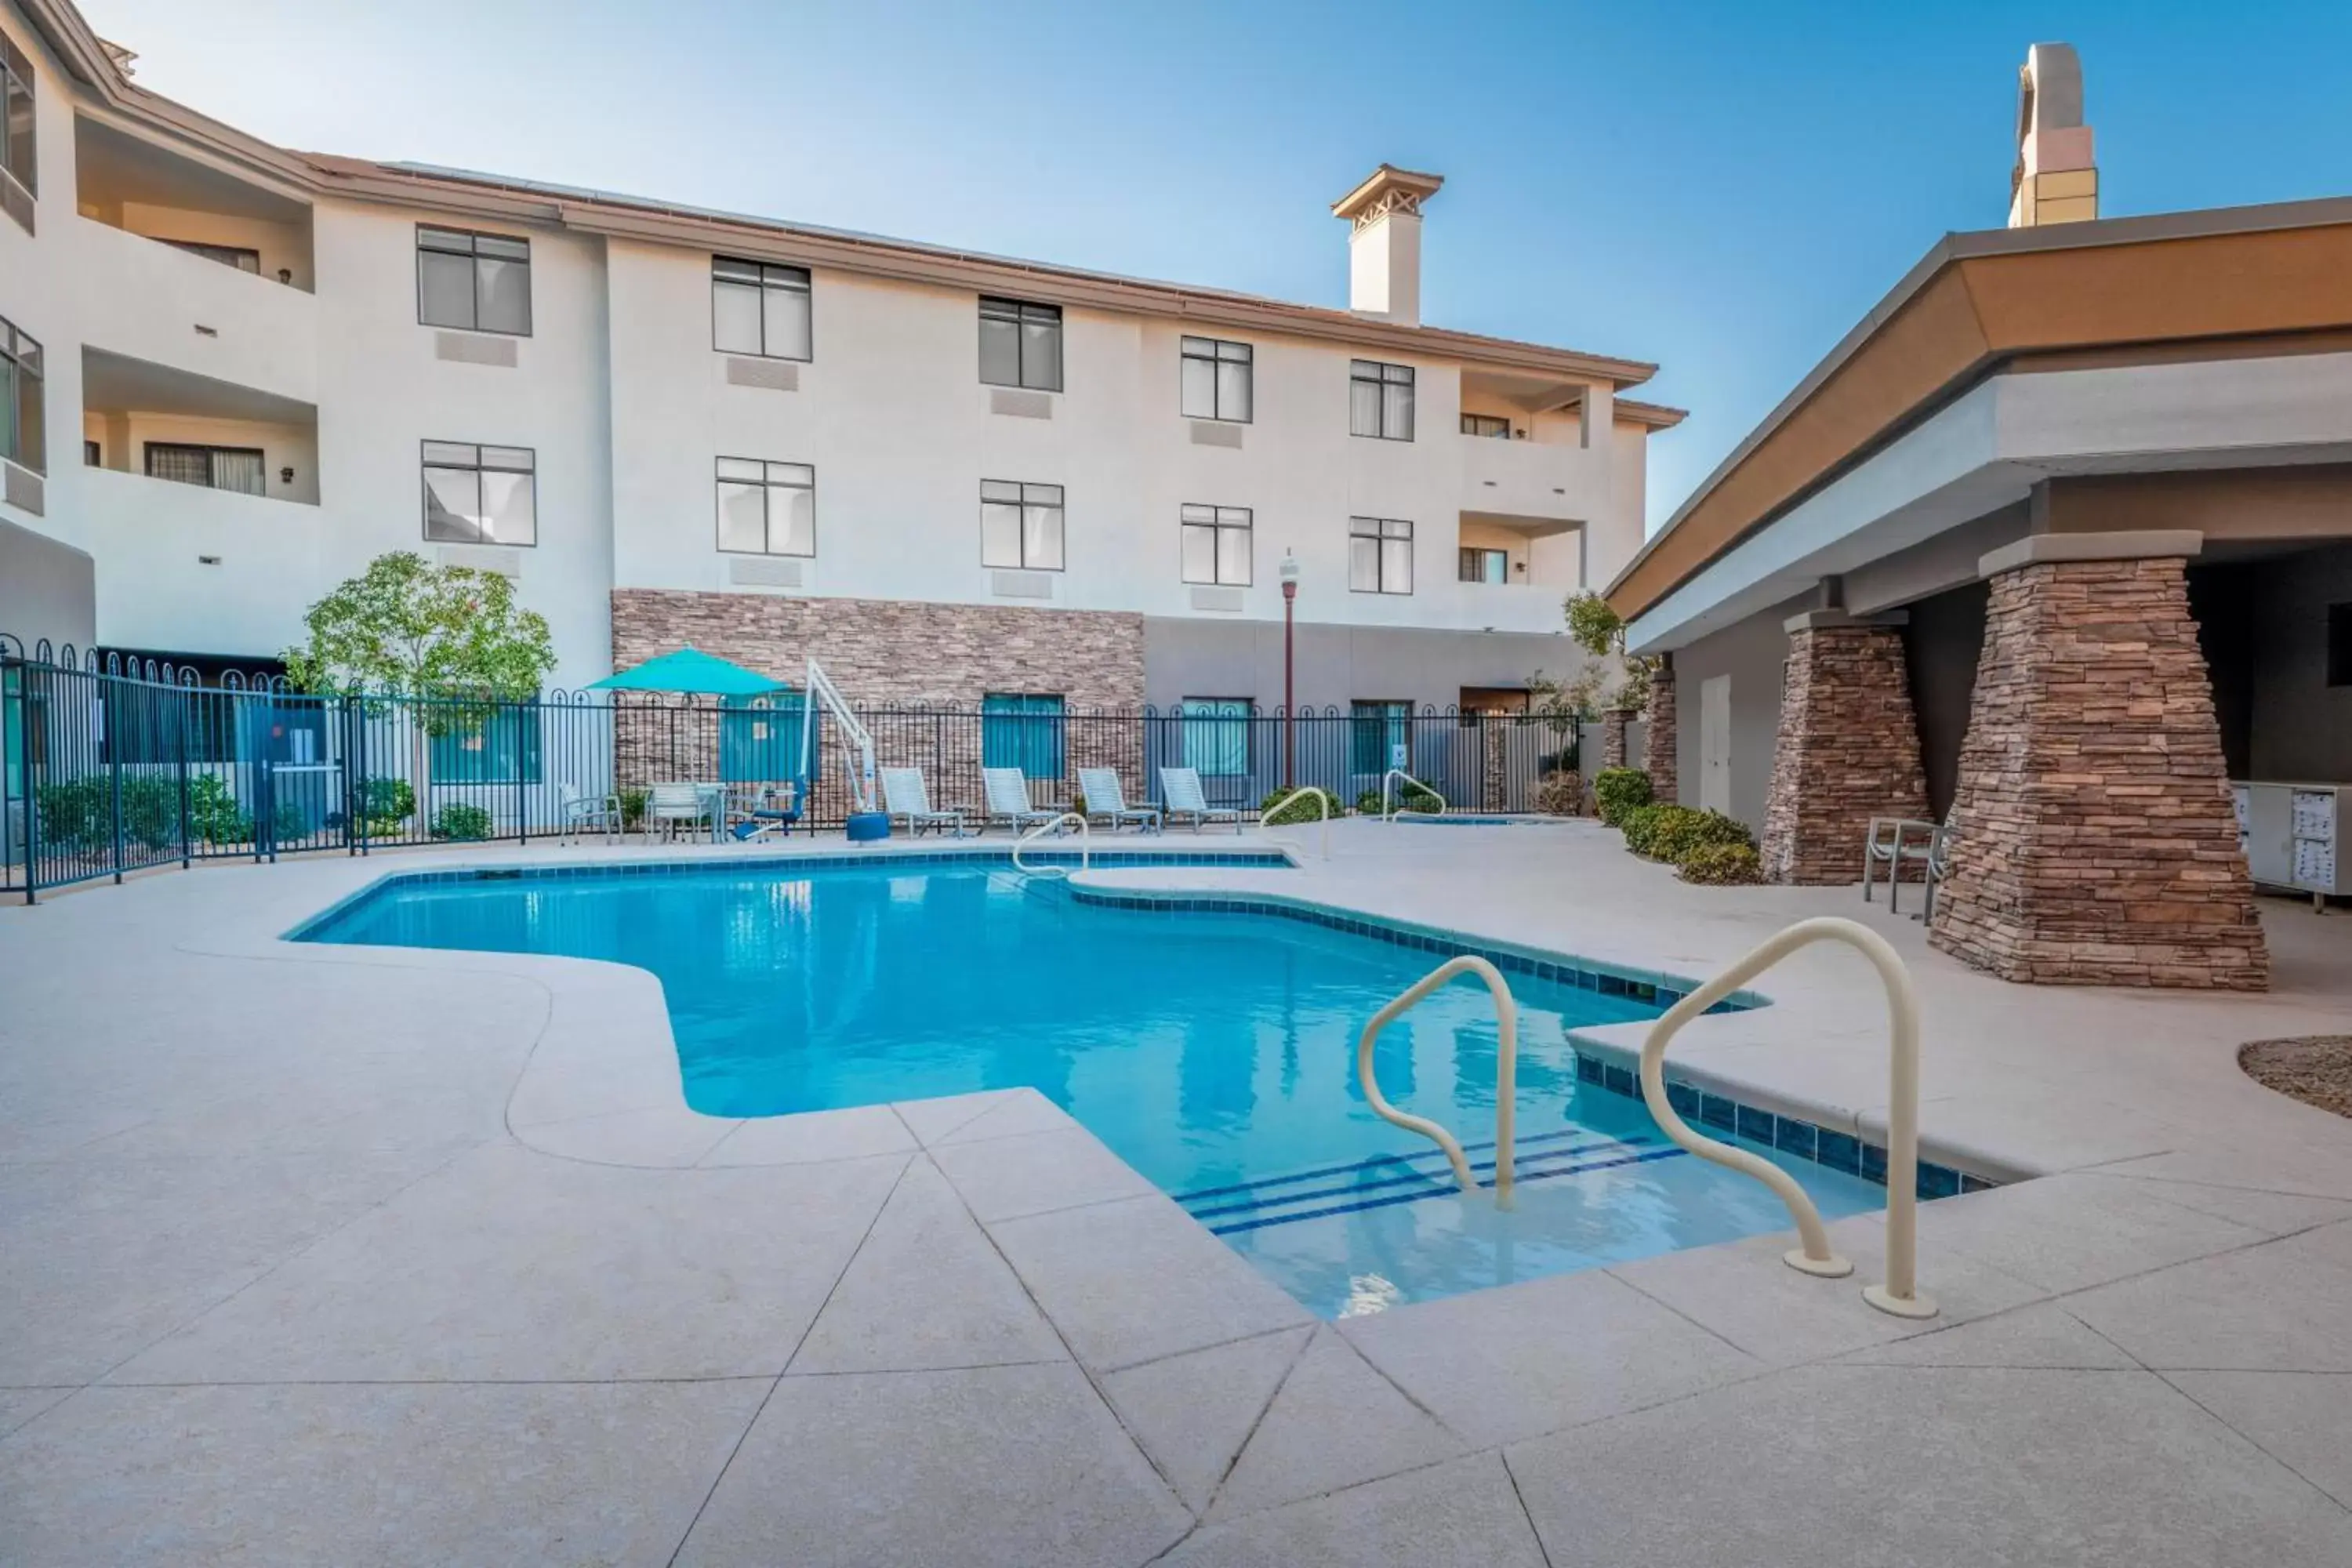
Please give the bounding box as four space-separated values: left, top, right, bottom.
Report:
981 480 1065 570
0 315 39 474
1180 698 1250 777
1180 336 1252 422
144 443 265 495
712 256 811 361
159 239 261 274
978 296 1062 392
716 458 815 557
1351 700 1409 775
430 705 542 784
982 693 1065 779
416 226 532 336
1349 359 1414 440
2 30 34 206
1460 546 1508 584
1461 412 1512 439
82 437 98 466
1180 504 1251 586
1349 517 1414 594
2329 604 2352 688
422 441 536 546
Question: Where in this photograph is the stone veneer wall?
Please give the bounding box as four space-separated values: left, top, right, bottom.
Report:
1929 557 2267 989
1643 656 1678 805
608 590 1148 804
1759 622 1929 884
1599 709 1631 771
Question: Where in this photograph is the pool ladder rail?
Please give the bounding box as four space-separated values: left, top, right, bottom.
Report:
1380 768 1447 822
1259 786 1335 859
1355 916 1936 1319
1011 812 1091 878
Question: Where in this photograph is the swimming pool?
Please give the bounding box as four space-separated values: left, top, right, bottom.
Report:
301 855 1884 1315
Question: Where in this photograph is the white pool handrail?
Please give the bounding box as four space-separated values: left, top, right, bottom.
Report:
1356 954 1519 1203
1259 786 1334 859
1011 812 1090 878
1381 768 1446 822
1639 915 1936 1319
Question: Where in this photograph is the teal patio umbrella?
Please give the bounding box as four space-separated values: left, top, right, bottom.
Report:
587 646 789 698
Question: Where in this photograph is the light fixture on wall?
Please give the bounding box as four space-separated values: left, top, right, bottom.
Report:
279 466 294 485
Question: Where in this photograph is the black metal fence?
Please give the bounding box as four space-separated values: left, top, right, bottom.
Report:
2 637 1581 901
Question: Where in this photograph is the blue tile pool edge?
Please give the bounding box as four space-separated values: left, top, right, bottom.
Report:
1065 884 1767 1014
1563 1044 2002 1201
281 843 1295 942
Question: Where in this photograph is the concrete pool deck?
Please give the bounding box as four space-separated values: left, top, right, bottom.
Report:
2 822 2350 1564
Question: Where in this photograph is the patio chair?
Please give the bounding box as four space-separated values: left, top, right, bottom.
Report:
557 787 622 845
1077 767 1161 833
881 767 971 837
1863 813 1951 918
1159 766 1240 833
646 782 718 844
981 767 1061 834
728 782 804 840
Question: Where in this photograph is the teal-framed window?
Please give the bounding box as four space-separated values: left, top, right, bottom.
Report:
719 691 810 783
1350 700 1409 775
429 706 542 784
1180 698 1250 777
982 692 1065 779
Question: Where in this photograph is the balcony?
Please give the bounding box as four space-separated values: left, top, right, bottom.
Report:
1458 429 1608 523
74 116 317 401
78 463 324 659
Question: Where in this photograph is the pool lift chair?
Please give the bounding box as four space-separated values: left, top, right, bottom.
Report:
729 659 884 841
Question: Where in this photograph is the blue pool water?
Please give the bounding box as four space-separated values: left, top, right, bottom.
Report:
302 857 1884 1315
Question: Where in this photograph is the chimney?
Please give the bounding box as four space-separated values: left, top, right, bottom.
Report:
1332 165 1443 325
2009 43 2096 227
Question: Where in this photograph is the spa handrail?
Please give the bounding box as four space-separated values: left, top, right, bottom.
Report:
1381 768 1446 822
1638 916 1936 1319
1259 786 1334 859
1011 812 1090 878
1356 954 1519 1202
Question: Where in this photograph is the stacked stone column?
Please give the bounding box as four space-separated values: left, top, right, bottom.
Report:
1642 655 1677 804
1599 709 1632 771
1929 535 2266 989
1758 614 1929 884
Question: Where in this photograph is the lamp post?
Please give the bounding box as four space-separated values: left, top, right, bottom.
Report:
1279 551 1301 789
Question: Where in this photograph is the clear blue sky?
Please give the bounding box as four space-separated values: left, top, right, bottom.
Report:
76 0 2352 529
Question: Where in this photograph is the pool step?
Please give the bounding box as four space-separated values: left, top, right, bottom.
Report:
1174 1130 1687 1236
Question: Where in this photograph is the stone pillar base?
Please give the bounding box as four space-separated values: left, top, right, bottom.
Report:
1599 708 1632 772
1643 656 1678 805
1929 551 2267 990
1759 616 1929 884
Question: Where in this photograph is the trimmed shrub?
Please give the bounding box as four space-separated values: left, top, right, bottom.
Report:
1678 841 1763 885
1649 806 1755 865
1356 782 1442 816
431 801 494 841
359 775 415 826
1592 767 1653 826
618 787 649 832
1617 802 1671 856
1534 769 1584 817
189 774 252 846
34 774 182 853
1261 787 1342 826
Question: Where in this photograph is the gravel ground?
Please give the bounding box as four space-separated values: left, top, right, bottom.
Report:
2240 1036 2352 1120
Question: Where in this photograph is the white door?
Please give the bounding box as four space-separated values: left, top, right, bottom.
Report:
1700 675 1732 815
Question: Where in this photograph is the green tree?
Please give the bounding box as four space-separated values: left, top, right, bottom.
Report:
283 551 554 702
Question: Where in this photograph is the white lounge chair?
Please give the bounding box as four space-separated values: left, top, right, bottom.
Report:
1077 767 1160 833
646 781 718 843
1160 766 1240 833
882 767 970 837
982 767 1061 834
557 787 622 844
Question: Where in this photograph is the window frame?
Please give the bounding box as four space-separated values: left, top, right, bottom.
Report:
415 224 534 337
429 702 544 786
0 314 41 475
978 296 1064 393
1178 697 1252 778
1 31 34 205
1179 336 1253 423
419 440 539 547
979 478 1065 572
1460 412 1512 439
158 238 263 274
1349 359 1416 441
982 691 1067 779
1178 503 1252 587
1348 516 1415 595
710 255 813 362
1350 699 1411 776
143 441 266 495
714 456 817 558
1459 546 1509 584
